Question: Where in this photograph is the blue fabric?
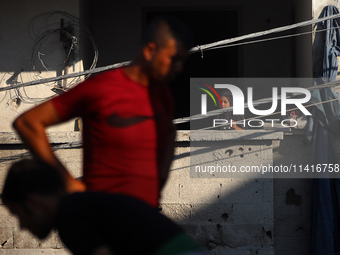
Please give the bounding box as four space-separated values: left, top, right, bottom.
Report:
309 5 340 255
319 5 340 82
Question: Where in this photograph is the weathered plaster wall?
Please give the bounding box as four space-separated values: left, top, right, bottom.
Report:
0 130 316 255
0 0 309 133
0 1 330 255
0 0 315 130
273 132 314 255
313 0 340 17
160 130 281 255
0 133 81 254
0 0 82 132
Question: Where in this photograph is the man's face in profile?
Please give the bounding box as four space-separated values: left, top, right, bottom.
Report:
149 38 187 83
6 198 52 240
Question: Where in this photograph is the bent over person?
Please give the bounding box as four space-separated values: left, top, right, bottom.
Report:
2 159 205 255
12 16 193 207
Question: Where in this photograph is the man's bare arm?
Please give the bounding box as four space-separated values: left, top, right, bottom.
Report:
13 100 85 193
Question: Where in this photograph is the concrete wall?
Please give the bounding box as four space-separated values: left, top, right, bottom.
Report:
0 130 317 255
313 0 340 17
0 1 331 255
273 132 314 255
0 133 81 254
161 130 281 255
0 0 82 132
0 0 315 132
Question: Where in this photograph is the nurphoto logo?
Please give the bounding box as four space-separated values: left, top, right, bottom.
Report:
198 82 312 128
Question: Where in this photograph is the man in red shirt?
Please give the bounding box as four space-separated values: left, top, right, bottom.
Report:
13 16 192 207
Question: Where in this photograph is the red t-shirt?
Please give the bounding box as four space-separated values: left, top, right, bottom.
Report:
51 68 174 207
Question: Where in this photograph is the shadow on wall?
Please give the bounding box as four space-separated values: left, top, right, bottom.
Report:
0 147 313 255
160 135 313 255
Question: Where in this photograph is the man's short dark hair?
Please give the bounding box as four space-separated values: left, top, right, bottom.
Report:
2 159 65 205
141 15 194 51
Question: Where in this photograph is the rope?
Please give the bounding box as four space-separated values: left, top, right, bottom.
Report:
0 61 131 92
204 25 340 51
190 12 340 52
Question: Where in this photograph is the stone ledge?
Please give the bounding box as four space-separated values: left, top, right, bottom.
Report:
0 132 81 145
0 130 283 145
190 130 283 141
0 249 71 255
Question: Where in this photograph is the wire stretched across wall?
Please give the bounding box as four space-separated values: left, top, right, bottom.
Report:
3 11 340 93
2 11 340 124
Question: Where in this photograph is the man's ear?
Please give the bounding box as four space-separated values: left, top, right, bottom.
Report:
143 42 157 61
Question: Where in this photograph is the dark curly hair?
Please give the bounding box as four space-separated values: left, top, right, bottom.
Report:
2 158 65 206
220 89 233 106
